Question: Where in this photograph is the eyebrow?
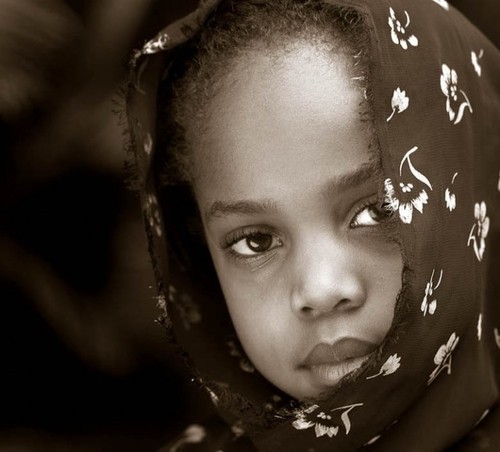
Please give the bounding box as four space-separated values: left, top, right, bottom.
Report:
205 160 379 223
206 199 279 222
321 160 380 200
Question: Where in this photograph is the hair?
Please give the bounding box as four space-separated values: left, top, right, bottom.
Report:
154 0 372 187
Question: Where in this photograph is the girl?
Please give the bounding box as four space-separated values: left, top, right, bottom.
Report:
126 0 500 450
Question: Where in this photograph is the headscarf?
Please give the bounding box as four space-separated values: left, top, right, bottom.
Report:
126 0 500 450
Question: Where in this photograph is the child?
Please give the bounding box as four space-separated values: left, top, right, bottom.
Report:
126 0 500 450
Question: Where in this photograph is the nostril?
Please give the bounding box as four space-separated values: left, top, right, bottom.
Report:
298 298 356 316
337 298 352 309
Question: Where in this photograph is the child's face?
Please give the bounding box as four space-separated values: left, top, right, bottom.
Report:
191 44 403 401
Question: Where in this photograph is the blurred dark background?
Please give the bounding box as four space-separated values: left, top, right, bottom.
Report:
0 1 207 450
0 0 498 450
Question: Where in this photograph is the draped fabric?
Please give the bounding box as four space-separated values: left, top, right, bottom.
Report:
126 0 500 450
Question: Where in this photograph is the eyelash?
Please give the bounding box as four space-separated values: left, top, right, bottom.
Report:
222 226 280 257
222 198 393 262
349 197 393 228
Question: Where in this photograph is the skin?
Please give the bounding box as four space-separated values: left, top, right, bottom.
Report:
189 43 403 401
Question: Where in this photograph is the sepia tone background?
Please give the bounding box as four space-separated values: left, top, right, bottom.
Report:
1 0 498 450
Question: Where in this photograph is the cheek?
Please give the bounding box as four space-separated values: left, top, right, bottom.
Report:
379 247 404 296
360 233 403 284
220 271 285 344
211 257 295 369
366 245 404 332
224 285 296 381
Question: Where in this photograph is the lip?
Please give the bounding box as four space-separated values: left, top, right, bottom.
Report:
301 337 378 387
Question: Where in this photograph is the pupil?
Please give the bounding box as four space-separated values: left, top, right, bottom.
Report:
372 204 393 221
369 208 381 221
247 234 272 252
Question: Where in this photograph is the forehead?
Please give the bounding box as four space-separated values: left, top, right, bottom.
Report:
192 43 372 206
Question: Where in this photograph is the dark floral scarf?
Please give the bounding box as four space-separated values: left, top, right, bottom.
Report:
126 0 500 450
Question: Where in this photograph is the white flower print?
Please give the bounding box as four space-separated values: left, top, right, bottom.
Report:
445 172 458 211
170 424 206 451
444 188 455 211
265 394 283 411
293 405 337 438
384 146 433 224
366 354 401 379
364 421 400 445
145 193 162 237
144 133 153 155
168 285 202 329
365 435 382 446
227 340 255 373
231 420 245 438
205 386 220 406
167 284 176 303
181 297 202 328
156 293 167 313
388 8 419 50
474 409 490 427
467 201 490 262
477 313 483 341
184 425 206 442
142 31 170 55
494 328 500 349
471 49 484 77
428 332 460 385
400 182 413 193
292 403 364 438
421 269 443 316
387 87 409 121
292 414 323 439
440 64 473 124
432 0 450 10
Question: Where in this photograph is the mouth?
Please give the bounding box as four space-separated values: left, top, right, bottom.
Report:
301 337 378 387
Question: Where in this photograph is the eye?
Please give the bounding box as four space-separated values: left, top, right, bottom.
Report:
230 232 283 257
351 202 392 227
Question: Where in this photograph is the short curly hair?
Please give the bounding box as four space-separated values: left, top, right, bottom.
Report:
155 0 372 187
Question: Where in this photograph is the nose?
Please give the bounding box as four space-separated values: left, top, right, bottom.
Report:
290 236 366 319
